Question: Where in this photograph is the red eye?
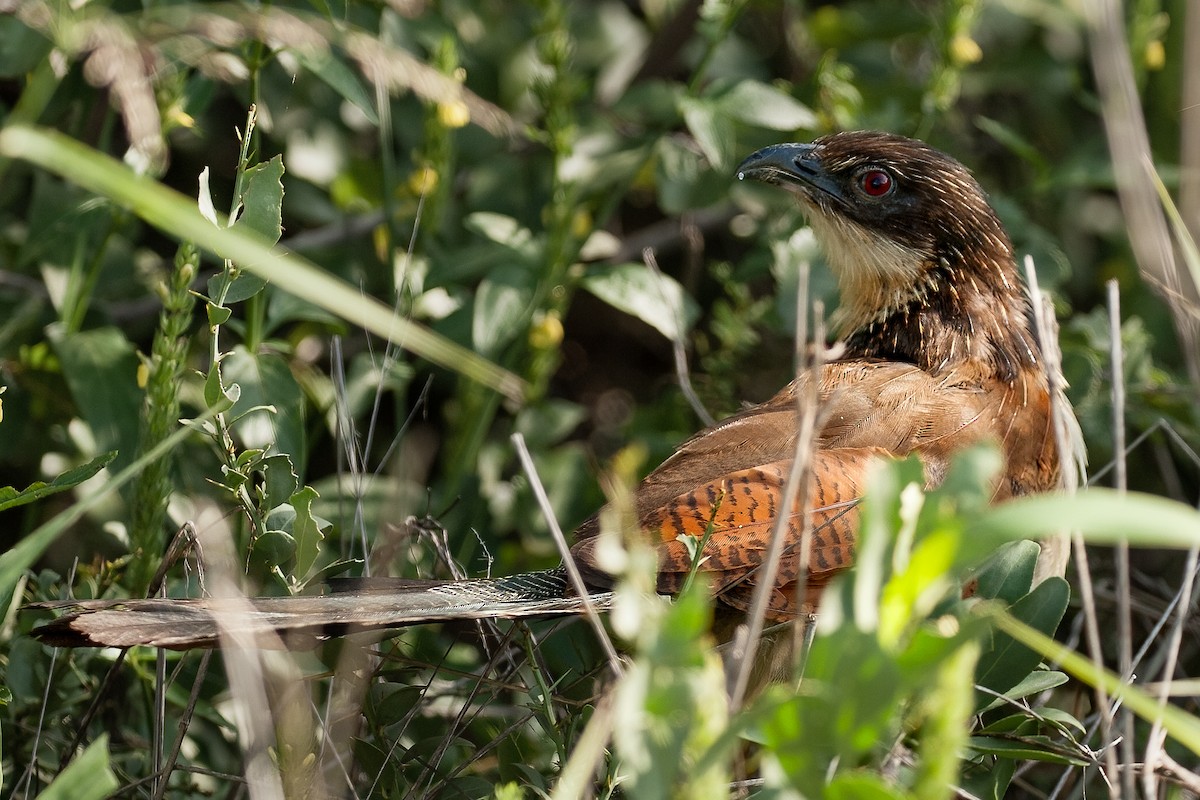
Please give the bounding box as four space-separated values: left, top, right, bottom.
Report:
858 169 893 197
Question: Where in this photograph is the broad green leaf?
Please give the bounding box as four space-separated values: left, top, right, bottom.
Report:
291 485 323 580
294 49 379 125
973 540 1038 605
679 97 735 168
260 453 300 510
582 263 700 342
234 156 285 243
210 270 268 305
222 346 306 465
0 452 115 512
464 212 534 251
48 324 141 472
254 528 296 566
514 399 587 448
472 266 533 358
975 578 1069 704
959 757 1016 800
717 80 817 131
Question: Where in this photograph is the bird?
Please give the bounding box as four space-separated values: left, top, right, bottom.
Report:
29 130 1077 651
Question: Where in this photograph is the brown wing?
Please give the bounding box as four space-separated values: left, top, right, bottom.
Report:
570 359 1056 619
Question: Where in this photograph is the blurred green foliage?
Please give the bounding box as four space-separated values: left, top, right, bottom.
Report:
1 0 1198 797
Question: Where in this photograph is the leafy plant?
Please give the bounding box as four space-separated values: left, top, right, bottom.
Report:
1 0 1198 797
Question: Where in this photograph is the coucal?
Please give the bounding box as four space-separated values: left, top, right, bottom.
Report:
30 131 1075 650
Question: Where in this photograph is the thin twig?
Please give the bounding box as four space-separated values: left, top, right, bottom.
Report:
511 432 623 677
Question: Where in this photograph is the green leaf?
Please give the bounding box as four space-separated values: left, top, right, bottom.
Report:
581 263 700 342
679 97 735 168
959 757 1016 800
209 270 268 305
261 453 300 510
472 266 533 358
48 324 142 472
206 301 233 326
975 578 1069 704
514 400 587 449
978 669 1069 712
0 452 115 512
294 50 379 125
965 736 1091 766
255 528 296 566
291 485 323 580
716 80 817 131
234 155 285 244
222 346 306 464
464 212 534 251
973 540 1038 605
37 736 118 800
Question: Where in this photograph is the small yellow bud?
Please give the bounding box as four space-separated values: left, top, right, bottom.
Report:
137 361 150 389
1145 40 1165 71
437 100 471 129
407 165 439 195
949 34 983 66
528 311 564 350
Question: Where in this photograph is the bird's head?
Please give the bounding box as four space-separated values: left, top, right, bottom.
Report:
737 130 1019 338
738 130 1036 378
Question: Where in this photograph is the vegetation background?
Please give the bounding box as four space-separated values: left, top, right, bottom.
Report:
0 0 1198 797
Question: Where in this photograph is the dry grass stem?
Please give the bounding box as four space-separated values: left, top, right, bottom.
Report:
1023 256 1083 583
1084 0 1200 385
728 261 823 711
1106 280 1136 800
511 432 624 677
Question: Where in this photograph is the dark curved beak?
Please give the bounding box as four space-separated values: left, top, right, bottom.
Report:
736 143 841 202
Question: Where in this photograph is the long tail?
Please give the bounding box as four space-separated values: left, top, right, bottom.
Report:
28 569 609 650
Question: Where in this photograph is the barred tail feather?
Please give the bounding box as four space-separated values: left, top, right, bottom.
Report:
29 569 608 650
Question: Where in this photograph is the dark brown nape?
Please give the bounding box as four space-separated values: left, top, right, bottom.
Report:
816 132 1042 381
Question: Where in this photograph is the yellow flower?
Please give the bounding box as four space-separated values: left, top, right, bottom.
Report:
437 100 471 129
528 311 564 350
1145 40 1165 71
950 34 983 66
